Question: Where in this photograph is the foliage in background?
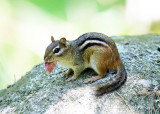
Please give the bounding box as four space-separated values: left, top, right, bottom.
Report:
28 0 126 19
0 0 160 90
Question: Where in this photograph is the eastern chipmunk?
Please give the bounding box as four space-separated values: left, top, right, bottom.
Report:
44 32 127 96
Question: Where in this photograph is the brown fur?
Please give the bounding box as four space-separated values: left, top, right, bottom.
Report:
44 32 127 96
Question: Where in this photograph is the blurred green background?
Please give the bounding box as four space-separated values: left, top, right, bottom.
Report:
0 0 160 90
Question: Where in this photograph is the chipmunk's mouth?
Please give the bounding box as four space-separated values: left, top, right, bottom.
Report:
45 61 57 73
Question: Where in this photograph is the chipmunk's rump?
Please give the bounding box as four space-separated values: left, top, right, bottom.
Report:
45 61 57 73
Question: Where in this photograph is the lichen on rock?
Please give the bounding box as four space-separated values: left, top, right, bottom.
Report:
0 35 160 114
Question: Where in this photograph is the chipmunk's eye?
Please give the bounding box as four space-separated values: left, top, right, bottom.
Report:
53 48 60 53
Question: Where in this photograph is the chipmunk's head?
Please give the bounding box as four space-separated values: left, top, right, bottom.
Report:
44 36 71 73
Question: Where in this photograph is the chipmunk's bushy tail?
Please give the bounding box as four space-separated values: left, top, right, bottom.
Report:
95 64 127 96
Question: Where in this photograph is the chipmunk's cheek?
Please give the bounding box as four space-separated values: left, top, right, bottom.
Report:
45 61 57 73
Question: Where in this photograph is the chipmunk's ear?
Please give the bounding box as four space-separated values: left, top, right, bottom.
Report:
59 37 66 45
51 36 55 42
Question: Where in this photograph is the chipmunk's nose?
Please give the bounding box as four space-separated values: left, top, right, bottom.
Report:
44 56 47 61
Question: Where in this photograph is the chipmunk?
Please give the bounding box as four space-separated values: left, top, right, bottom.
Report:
44 32 127 96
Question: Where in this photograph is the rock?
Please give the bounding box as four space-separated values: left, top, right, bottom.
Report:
136 79 151 88
0 35 160 114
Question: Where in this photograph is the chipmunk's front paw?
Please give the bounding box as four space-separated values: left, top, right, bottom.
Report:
62 72 69 78
66 76 77 82
62 69 73 78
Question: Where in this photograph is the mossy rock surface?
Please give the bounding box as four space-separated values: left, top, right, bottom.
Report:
0 35 160 114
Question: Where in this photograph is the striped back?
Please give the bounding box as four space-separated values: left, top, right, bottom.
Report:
72 32 113 52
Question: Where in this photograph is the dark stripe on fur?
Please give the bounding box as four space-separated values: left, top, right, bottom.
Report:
44 41 58 60
95 65 127 96
78 38 109 47
80 43 107 52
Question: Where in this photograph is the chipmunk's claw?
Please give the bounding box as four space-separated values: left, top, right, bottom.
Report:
62 72 68 78
66 76 77 82
84 75 102 84
62 69 73 78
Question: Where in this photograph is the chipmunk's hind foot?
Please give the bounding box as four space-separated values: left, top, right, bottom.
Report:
84 75 105 83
